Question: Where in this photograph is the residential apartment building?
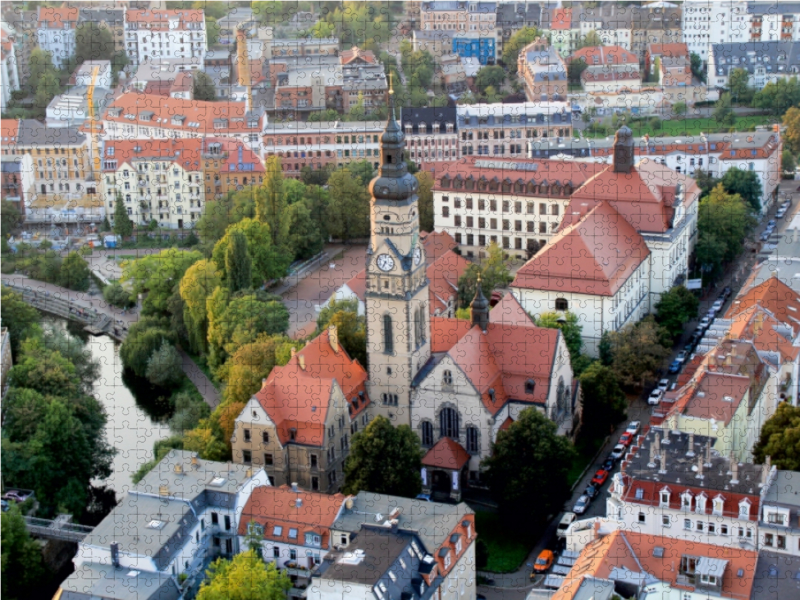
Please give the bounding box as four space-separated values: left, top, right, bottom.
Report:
607 428 769 550
647 42 693 86
262 120 385 176
758 470 800 556
269 37 338 59
518 40 568 101
747 2 800 43
309 492 477 600
420 1 497 35
402 106 459 165
1 28 19 112
708 41 800 90
0 118 100 224
103 137 263 230
0 152 33 220
452 35 495 65
36 6 78 68
681 1 749 64
542 7 578 57
102 93 268 156
496 2 541 55
232 326 371 493
1 13 36 89
567 45 642 92
56 450 269 600
123 8 207 69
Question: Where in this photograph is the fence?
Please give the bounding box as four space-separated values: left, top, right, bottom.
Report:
23 515 94 543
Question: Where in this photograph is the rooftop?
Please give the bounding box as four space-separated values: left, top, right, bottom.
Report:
58 563 180 600
750 550 800 600
763 470 800 507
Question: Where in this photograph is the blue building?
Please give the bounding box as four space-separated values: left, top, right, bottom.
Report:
452 37 495 65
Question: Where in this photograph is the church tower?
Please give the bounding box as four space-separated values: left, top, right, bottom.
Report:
365 79 431 426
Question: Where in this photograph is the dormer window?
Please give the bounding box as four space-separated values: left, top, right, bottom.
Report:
739 499 751 519
695 494 707 514
681 492 693 510
659 488 671 507
525 379 535 394
712 496 724 516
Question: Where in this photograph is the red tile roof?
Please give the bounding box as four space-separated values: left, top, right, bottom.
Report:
726 275 800 326
340 46 377 65
237 485 345 548
38 6 79 28
513 202 650 296
489 293 534 327
427 250 471 314
125 9 204 30
1 119 19 143
550 8 572 30
647 43 690 58
103 92 261 135
727 306 799 364
672 370 751 426
253 328 369 446
553 530 757 600
430 317 473 353
421 437 470 470
342 270 366 301
420 230 457 263
569 45 639 66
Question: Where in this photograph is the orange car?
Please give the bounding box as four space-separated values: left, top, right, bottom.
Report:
532 550 554 576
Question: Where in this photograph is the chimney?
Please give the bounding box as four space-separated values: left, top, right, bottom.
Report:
298 355 306 370
762 455 772 486
390 520 399 533
686 433 695 457
654 430 661 454
261 378 267 389
612 125 634 173
730 454 739 485
291 482 298 492
328 324 339 353
174 463 184 475
191 454 199 468
236 27 252 112
296 498 303 508
110 542 120 568
648 441 657 468
696 454 704 480
159 485 169 496
658 451 667 474
291 347 297 358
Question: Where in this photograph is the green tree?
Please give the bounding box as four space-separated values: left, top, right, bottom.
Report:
753 77 800 115
8 337 82 399
415 171 434 233
1 199 21 239
197 549 291 600
606 317 670 389
121 249 203 316
327 309 367 367
713 92 735 127
119 316 175 377
145 341 184 388
169 392 210 433
567 58 588 85
34 70 60 116
348 160 376 187
310 19 336 38
721 167 762 214
206 16 220 46
482 407 575 533
59 251 91 292
578 363 627 439
782 149 796 174
752 402 800 471
212 218 290 287
26 48 54 95
39 325 100 394
690 52 705 82
501 26 541 75
475 65 505 93
0 286 41 356
103 281 134 308
1 503 46 600
343 416 423 498
727 68 753 104
576 30 602 50
326 167 370 242
113 194 134 238
783 105 800 154
179 259 222 354
673 101 687 116
222 335 281 405
696 184 757 274
535 312 583 366
193 70 216 101
74 22 115 64
654 285 700 342
256 155 288 246
286 198 325 260
693 169 720 197
224 230 252 293
457 242 513 308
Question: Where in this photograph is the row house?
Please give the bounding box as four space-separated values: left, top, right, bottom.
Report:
238 484 347 595
758 470 800 557
311 491 477 600
263 120 385 177
401 106 459 165
102 92 268 156
495 2 541 55
123 8 207 69
429 157 604 259
270 37 338 59
709 41 800 91
567 45 642 92
420 1 497 35
56 450 269 600
36 6 78 68
608 428 771 551
646 43 693 86
1 28 19 112
232 326 371 493
681 1 748 64
518 40 568 102
0 118 100 224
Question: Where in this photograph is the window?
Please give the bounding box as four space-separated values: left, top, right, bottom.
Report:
421 421 434 446
243 450 252 463
442 206 449 218
466 426 479 454
555 298 568 311
720 524 728 536
739 499 751 519
442 370 453 387
288 528 298 540
224 516 231 531
660 491 671 507
264 453 273 465
312 476 319 491
244 429 251 442
524 379 535 394
708 522 716 535
273 525 283 536
211 512 219 525
700 574 717 585
273 546 280 558
777 535 786 549
684 519 691 530
440 407 459 439
662 515 671 527
682 493 693 510
712 496 724 516
290 549 297 560
638 512 646 523
383 315 393 353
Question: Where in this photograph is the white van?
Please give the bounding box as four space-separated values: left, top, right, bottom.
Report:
556 512 576 538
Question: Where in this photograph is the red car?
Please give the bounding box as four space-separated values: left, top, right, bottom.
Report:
619 432 634 447
591 469 609 486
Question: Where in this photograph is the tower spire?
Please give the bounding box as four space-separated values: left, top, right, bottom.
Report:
471 273 490 332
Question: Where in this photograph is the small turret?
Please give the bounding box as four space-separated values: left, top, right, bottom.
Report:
471 274 490 332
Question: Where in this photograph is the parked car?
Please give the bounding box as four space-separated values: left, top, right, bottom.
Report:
610 444 627 461
760 230 772 242
619 431 635 446
777 207 787 218
768 219 777 229
648 389 664 405
572 495 591 515
657 379 670 392
533 550 555 575
556 513 576 538
712 299 724 312
415 494 432 502
721 286 731 300
2 491 26 503
602 457 616 471
591 470 609 486
584 483 601 499
676 351 688 364
699 317 711 329
668 360 682 374
626 421 641 435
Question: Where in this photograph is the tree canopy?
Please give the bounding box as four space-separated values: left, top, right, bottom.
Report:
416 171 435 233
753 77 800 115
578 363 627 439
696 184 757 276
326 167 370 242
193 70 216 101
122 249 203 316
2 504 46 600
501 27 541 74
720 167 762 214
752 402 800 471
655 285 700 342
605 317 671 389
343 416 423 498
197 549 292 600
457 242 512 308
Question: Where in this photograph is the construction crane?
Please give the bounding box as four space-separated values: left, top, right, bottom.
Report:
87 65 102 181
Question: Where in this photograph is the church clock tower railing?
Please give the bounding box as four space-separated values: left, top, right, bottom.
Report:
365 75 432 427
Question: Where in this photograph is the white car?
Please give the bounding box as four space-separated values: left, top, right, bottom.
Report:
556 513 576 538
657 379 670 392
626 421 641 435
712 300 724 312
699 317 711 329
648 389 664 405
610 444 627 460
573 495 591 515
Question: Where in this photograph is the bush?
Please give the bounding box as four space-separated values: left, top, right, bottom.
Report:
103 282 134 308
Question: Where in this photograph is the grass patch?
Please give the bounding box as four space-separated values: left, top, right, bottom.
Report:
185 351 220 391
475 511 531 573
567 434 607 486
583 115 776 139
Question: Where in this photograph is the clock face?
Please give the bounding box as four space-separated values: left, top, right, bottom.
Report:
377 254 395 272
413 247 422 266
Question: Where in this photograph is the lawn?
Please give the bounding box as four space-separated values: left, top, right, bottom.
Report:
475 511 532 573
583 115 776 139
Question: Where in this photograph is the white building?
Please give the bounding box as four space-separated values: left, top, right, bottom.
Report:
36 6 78 69
123 8 207 69
681 1 749 64
1 29 20 112
758 470 800 557
46 85 113 129
708 41 800 90
58 450 269 600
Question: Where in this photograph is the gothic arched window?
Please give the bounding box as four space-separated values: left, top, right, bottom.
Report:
439 407 459 439
421 421 434 447
466 426 479 454
383 314 393 353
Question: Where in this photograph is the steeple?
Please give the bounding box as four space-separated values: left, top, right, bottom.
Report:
471 274 490 332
